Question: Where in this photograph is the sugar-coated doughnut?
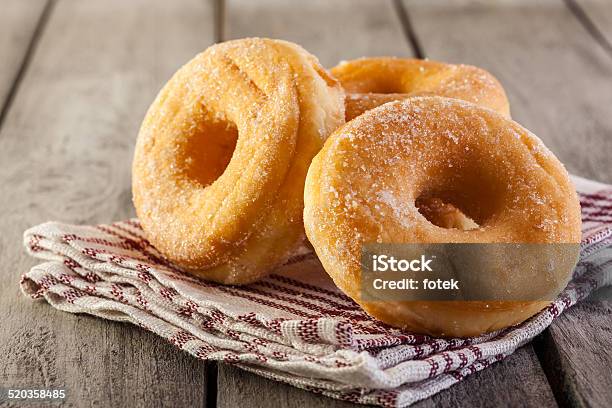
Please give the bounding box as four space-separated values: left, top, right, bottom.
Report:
133 38 344 284
331 58 510 121
304 97 581 337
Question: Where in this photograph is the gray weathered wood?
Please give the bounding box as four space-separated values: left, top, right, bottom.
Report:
0 0 48 119
535 298 612 408
0 0 214 406
574 0 612 49
217 366 359 408
404 0 612 405
224 0 413 67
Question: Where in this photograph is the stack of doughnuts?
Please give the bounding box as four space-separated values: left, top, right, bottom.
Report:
132 38 581 337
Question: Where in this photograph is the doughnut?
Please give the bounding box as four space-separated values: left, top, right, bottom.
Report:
132 38 344 284
304 97 581 337
330 58 510 121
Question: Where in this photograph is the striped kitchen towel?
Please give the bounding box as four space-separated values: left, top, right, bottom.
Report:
20 175 612 408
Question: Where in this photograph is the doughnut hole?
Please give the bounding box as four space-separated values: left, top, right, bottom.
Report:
414 159 506 231
335 61 443 95
416 197 478 230
179 117 238 187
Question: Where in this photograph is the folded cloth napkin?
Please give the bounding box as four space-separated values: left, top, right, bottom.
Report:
20 175 612 407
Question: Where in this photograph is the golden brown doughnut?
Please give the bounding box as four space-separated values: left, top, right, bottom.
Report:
304 97 581 337
330 57 510 120
132 38 344 284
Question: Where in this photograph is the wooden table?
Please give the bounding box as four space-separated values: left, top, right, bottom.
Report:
1 1 611 406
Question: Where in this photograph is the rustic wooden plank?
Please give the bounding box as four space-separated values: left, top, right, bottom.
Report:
534 299 612 407
217 367 358 408
404 0 612 406
0 0 214 406
572 0 612 53
224 0 414 67
0 0 48 122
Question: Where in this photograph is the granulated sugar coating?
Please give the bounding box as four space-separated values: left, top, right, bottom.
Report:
331 58 511 121
304 96 582 337
132 38 344 284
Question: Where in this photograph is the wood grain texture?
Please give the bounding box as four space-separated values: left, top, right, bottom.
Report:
535 298 612 408
224 0 414 67
217 367 358 408
403 0 612 406
0 0 48 119
403 0 612 183
574 0 612 49
0 0 214 406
